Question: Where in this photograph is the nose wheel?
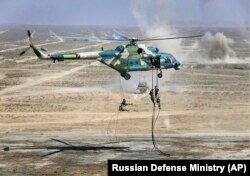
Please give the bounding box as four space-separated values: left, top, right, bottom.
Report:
121 73 131 80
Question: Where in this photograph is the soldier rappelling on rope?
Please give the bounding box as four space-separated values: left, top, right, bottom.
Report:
149 79 161 109
149 88 155 107
155 85 161 109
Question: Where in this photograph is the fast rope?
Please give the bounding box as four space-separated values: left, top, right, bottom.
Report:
150 69 170 156
106 112 119 141
106 74 124 141
119 74 125 98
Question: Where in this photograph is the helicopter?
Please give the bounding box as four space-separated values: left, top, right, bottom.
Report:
20 29 201 80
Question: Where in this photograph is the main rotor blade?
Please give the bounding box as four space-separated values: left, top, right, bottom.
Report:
139 35 203 41
142 30 202 40
53 29 131 43
112 29 130 41
54 35 128 43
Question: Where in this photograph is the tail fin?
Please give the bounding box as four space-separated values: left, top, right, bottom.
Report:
30 45 48 59
19 30 49 59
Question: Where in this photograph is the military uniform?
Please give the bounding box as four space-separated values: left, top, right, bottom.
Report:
119 99 129 111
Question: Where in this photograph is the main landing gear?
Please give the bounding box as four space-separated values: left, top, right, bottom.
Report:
157 69 163 78
121 73 131 80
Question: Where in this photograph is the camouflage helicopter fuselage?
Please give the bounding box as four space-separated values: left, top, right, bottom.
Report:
32 43 181 80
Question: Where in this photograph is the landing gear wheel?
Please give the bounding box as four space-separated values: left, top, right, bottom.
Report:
124 73 131 80
157 73 163 78
121 73 131 80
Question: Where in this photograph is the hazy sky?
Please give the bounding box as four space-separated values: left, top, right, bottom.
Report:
0 0 249 27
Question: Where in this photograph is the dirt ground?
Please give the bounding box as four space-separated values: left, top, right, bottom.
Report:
0 27 249 175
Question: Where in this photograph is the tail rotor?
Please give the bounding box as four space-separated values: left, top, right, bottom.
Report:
19 30 33 56
19 30 48 56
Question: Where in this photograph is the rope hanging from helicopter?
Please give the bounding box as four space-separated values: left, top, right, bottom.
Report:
106 74 127 142
150 68 170 156
106 75 122 141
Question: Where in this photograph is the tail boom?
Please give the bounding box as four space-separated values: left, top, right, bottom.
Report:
23 30 101 62
31 44 100 62
49 51 100 62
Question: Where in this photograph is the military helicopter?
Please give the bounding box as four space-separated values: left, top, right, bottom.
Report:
20 29 201 80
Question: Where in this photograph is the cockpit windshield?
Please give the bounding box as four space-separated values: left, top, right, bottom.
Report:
169 55 176 62
163 54 176 63
115 45 125 52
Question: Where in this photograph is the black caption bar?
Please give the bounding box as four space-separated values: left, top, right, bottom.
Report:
108 160 249 176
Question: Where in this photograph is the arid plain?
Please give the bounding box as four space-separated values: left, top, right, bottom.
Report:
0 26 249 175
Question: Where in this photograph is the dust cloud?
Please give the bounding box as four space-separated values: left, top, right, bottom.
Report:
129 0 186 94
198 32 236 61
131 0 182 57
131 0 247 63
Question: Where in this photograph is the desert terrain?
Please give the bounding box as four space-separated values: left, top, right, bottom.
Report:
0 26 249 175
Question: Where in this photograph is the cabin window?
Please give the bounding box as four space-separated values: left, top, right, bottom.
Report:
165 58 171 63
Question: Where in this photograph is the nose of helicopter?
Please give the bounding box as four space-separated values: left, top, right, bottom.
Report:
173 61 181 70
